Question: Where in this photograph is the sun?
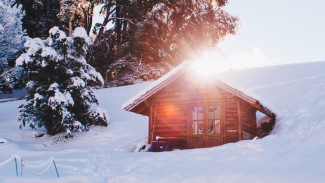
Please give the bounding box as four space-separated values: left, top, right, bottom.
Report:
189 50 229 77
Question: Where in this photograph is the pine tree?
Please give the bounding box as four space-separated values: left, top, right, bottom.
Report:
16 27 109 136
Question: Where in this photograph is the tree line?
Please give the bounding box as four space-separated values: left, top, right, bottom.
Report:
3 0 238 87
0 0 238 136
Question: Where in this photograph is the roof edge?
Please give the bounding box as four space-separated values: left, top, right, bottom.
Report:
122 61 276 119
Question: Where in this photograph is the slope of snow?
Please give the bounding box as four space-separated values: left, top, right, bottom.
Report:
1 61 325 182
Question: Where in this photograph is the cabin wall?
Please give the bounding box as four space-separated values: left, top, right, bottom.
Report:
149 102 187 143
224 101 240 143
239 101 257 139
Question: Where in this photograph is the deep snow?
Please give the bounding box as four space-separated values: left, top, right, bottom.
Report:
1 61 325 182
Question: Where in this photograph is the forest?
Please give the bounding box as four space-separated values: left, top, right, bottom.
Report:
1 0 238 89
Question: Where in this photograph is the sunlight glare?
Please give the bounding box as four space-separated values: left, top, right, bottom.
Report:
189 50 228 77
189 48 274 78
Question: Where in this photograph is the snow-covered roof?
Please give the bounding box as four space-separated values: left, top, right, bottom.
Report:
122 61 275 117
122 61 187 111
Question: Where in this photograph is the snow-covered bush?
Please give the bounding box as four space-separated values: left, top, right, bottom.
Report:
17 26 109 136
0 0 25 74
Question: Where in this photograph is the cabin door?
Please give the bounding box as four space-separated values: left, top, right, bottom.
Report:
187 103 224 148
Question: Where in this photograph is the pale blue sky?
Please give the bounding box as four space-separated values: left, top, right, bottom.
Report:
219 0 325 65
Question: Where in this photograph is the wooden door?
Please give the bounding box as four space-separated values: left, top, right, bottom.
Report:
203 103 223 147
187 103 224 148
187 104 204 148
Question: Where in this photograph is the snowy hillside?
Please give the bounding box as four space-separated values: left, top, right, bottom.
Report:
1 61 325 182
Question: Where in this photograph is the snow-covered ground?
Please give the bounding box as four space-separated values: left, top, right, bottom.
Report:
1 61 325 183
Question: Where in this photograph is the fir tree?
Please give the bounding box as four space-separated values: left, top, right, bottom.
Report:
16 27 109 136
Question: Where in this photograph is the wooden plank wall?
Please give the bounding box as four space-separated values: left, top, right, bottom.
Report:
150 103 187 142
239 101 257 139
225 101 239 143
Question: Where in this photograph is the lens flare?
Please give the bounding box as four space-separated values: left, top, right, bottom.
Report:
189 50 228 77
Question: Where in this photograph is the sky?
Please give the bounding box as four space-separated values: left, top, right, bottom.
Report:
218 0 325 66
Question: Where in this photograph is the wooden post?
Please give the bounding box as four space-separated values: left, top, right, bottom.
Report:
151 101 158 143
237 100 243 140
149 104 152 144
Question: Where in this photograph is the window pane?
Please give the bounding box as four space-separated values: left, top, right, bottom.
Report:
198 121 203 134
215 106 220 119
192 121 197 134
208 119 214 134
192 107 197 120
209 106 214 119
198 107 204 120
215 120 220 134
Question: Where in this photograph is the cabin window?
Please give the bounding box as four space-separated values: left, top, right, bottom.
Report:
192 106 204 134
208 105 221 134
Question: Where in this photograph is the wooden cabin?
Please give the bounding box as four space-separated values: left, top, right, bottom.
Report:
123 62 275 149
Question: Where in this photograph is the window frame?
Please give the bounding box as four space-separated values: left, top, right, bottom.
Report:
207 105 221 135
191 105 204 135
188 102 223 137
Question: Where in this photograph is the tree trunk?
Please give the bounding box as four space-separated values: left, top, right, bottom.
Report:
69 11 75 36
115 2 121 45
94 0 113 44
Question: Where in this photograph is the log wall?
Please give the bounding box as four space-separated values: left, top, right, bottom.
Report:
239 101 257 139
224 101 239 143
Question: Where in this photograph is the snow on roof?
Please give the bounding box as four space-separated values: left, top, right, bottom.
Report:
122 61 275 117
122 61 189 110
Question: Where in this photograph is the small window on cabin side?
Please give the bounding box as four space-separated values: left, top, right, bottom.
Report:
208 105 221 134
192 106 203 134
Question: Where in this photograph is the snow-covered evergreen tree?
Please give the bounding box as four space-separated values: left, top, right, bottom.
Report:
0 0 25 74
16 26 109 136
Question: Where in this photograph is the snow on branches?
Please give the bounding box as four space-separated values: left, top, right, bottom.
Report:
17 26 108 136
0 0 25 74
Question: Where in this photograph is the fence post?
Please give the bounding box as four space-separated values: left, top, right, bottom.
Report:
14 157 18 176
53 160 59 177
20 158 23 176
